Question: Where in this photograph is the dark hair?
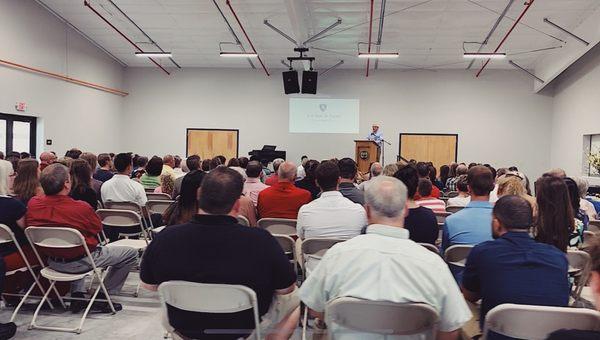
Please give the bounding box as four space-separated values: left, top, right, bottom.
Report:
174 155 182 168
164 171 205 226
13 159 40 203
136 156 149 168
456 175 468 192
303 160 320 180
486 165 497 179
448 163 458 178
146 156 163 176
428 165 437 183
393 165 419 199
535 176 574 252
315 161 339 191
260 159 269 167
238 157 249 169
98 153 111 167
468 162 478 169
198 167 243 214
417 178 433 197
508 166 519 172
65 148 82 159
186 155 201 171
112 153 132 173
210 157 222 170
338 158 357 180
301 155 308 160
563 177 581 213
201 159 211 172
494 195 532 230
440 165 450 187
227 158 240 167
69 159 92 195
217 155 226 165
80 152 98 170
467 166 494 196
40 163 69 195
416 162 430 178
245 161 262 178
20 152 31 159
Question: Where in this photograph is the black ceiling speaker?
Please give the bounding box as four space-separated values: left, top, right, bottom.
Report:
301 70 318 94
282 70 300 94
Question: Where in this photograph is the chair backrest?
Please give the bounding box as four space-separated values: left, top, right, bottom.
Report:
104 201 143 214
273 234 295 254
325 297 439 337
146 193 172 201
419 243 440 255
567 249 591 275
435 211 451 225
582 231 597 250
146 200 175 215
482 303 600 339
301 238 344 258
0 224 36 270
257 218 297 235
158 281 261 339
445 206 464 214
589 219 600 233
444 244 474 267
237 215 250 227
144 188 155 193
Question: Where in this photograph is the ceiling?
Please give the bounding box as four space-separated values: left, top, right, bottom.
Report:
37 0 600 73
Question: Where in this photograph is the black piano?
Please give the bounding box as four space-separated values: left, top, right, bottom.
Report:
248 145 286 162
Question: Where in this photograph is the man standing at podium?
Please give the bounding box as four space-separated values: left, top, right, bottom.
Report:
366 124 383 146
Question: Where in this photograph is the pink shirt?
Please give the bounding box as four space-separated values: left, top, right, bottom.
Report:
243 177 269 206
416 197 447 214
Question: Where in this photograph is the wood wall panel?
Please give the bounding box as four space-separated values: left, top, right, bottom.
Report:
187 129 239 160
400 134 457 170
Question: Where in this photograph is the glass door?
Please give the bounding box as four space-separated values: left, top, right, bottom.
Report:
0 113 37 158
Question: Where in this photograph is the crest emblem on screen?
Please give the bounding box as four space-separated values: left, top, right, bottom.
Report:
319 104 327 112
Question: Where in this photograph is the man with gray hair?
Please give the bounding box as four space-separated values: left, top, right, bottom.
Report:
358 162 383 192
257 161 312 219
299 176 472 339
265 158 285 186
26 163 138 314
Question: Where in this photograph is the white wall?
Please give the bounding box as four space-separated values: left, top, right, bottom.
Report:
123 68 553 178
551 43 600 185
0 0 124 156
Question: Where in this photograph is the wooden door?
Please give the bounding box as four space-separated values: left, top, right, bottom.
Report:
186 129 239 160
399 134 457 170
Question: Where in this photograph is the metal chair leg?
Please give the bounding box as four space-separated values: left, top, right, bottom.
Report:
29 280 56 330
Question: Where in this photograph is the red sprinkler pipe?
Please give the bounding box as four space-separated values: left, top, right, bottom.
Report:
84 0 170 75
476 0 535 78
225 0 270 76
366 0 375 77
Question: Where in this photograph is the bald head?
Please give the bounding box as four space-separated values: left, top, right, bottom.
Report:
278 161 297 182
163 154 175 167
365 176 408 225
370 162 383 177
40 152 57 164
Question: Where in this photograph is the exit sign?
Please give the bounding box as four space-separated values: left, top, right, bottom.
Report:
15 102 26 112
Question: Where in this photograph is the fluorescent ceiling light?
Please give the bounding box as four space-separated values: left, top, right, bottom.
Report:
220 52 258 58
463 52 506 59
135 52 172 58
358 52 399 59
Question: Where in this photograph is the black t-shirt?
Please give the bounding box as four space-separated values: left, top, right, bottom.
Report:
295 178 320 199
140 214 296 339
0 195 28 256
404 206 438 245
93 169 114 182
70 187 98 210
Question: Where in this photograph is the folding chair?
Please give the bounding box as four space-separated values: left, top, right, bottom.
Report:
272 234 297 272
257 218 297 236
24 227 117 334
144 188 155 193
445 206 464 214
446 191 459 198
0 224 56 322
237 215 250 227
582 230 597 250
419 243 440 255
589 219 600 233
325 297 439 339
146 193 172 201
96 209 150 250
146 200 175 216
435 211 451 227
158 281 261 340
567 250 591 302
444 244 473 267
482 303 600 339
104 200 154 231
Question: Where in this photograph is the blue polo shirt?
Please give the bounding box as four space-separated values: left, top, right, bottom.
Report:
441 200 493 252
462 231 569 330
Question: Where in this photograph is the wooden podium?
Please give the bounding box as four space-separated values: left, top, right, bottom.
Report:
355 140 380 174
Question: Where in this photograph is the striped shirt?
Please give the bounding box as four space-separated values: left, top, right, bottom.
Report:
416 197 447 214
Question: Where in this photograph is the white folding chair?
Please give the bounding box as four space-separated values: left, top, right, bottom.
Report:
435 211 451 227
24 227 117 334
445 205 464 214
582 230 597 250
257 218 297 236
325 297 439 339
158 281 261 340
589 219 600 233
237 215 250 227
444 244 474 267
482 303 600 339
146 200 175 216
0 224 57 322
146 193 173 201
272 234 297 272
96 209 150 250
567 250 592 302
104 200 154 231
419 243 440 255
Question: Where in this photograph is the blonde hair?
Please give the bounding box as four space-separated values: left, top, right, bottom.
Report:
382 164 399 177
497 175 526 197
160 174 175 196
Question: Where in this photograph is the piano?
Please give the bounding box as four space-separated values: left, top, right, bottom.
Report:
248 145 286 162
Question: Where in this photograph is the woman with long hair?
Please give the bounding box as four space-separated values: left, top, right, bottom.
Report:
163 171 205 226
12 159 42 205
295 159 320 199
535 176 574 252
439 165 450 190
564 177 588 248
497 174 538 220
154 173 175 197
69 159 98 210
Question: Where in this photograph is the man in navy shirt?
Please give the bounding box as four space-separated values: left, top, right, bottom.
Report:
461 195 569 332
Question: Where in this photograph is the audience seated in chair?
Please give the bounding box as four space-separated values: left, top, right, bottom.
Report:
461 195 569 334
140 167 299 340
101 153 148 208
69 159 98 210
26 164 138 313
415 178 447 214
295 160 320 199
163 169 204 227
257 161 312 219
565 177 589 249
243 161 269 207
574 177 598 220
172 155 201 199
39 151 57 172
445 163 467 192
393 165 438 245
446 175 470 207
80 152 103 200
265 158 284 186
496 173 537 220
414 162 441 199
535 176 577 253
12 159 42 206
358 162 382 192
140 156 163 190
93 153 114 183
337 158 364 205
298 175 472 339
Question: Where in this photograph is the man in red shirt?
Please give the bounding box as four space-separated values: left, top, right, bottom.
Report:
414 162 441 199
258 161 312 219
26 164 138 313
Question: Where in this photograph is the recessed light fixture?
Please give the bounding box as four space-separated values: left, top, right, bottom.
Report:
357 53 399 59
463 52 506 59
219 52 259 58
135 52 172 58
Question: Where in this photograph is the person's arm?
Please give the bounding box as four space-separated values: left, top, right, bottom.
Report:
275 284 296 295
16 217 26 230
437 330 460 340
441 222 450 253
461 247 482 302
141 282 158 291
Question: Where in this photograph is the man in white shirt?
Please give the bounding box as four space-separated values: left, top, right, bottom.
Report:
298 175 472 340
296 155 308 180
101 153 147 208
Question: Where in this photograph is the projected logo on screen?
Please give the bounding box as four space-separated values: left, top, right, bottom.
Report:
289 98 359 134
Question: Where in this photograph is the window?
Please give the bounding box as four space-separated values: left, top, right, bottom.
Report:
0 113 37 157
